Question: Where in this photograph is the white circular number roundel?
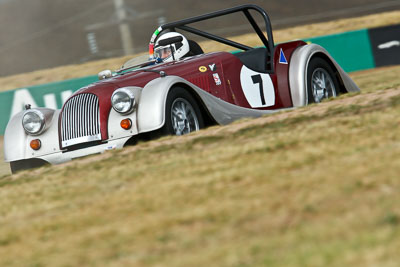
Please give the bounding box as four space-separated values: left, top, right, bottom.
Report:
240 65 275 108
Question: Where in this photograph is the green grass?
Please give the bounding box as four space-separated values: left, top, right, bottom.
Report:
0 65 400 266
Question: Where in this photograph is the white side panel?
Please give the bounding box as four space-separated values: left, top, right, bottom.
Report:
240 65 275 108
136 76 288 131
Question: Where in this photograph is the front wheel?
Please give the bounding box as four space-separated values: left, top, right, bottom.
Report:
307 58 340 104
161 87 204 136
10 158 48 174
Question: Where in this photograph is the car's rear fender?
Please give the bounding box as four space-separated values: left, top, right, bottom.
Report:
289 43 360 107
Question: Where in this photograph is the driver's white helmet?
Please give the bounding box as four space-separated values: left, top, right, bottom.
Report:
154 32 190 62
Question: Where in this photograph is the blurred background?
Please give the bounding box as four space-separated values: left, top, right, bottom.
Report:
1 0 399 77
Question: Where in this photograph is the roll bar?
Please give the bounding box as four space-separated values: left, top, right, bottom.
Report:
149 5 275 70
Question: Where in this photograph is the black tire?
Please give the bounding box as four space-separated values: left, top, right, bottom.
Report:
161 87 204 136
307 57 340 104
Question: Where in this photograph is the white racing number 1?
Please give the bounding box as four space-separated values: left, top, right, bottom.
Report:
240 65 275 108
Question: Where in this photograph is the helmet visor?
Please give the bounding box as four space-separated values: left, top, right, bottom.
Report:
154 46 172 60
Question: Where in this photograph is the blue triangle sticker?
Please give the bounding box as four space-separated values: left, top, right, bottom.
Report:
279 48 288 64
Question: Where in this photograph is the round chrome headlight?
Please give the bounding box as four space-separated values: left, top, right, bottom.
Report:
111 89 135 114
22 110 45 135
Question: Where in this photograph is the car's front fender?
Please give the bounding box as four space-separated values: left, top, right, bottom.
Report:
136 76 173 133
4 108 60 162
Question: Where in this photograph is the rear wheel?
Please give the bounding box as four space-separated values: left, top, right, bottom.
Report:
161 87 204 136
307 58 339 104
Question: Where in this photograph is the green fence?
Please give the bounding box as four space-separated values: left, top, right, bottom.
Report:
304 29 375 72
0 76 97 135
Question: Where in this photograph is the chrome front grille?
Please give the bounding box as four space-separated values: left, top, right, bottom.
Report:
61 93 101 147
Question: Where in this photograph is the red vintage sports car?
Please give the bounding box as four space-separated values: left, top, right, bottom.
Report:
4 5 360 173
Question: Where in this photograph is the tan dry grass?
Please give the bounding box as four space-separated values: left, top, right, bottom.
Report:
0 10 399 92
0 136 8 177
1 81 400 266
0 55 136 92
349 65 400 93
0 13 400 266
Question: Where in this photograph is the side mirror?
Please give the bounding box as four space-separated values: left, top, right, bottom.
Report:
98 70 113 80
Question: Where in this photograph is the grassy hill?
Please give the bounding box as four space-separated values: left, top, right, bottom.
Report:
0 64 399 266
0 10 400 267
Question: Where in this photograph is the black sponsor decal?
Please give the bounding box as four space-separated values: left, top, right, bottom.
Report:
369 24 400 67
